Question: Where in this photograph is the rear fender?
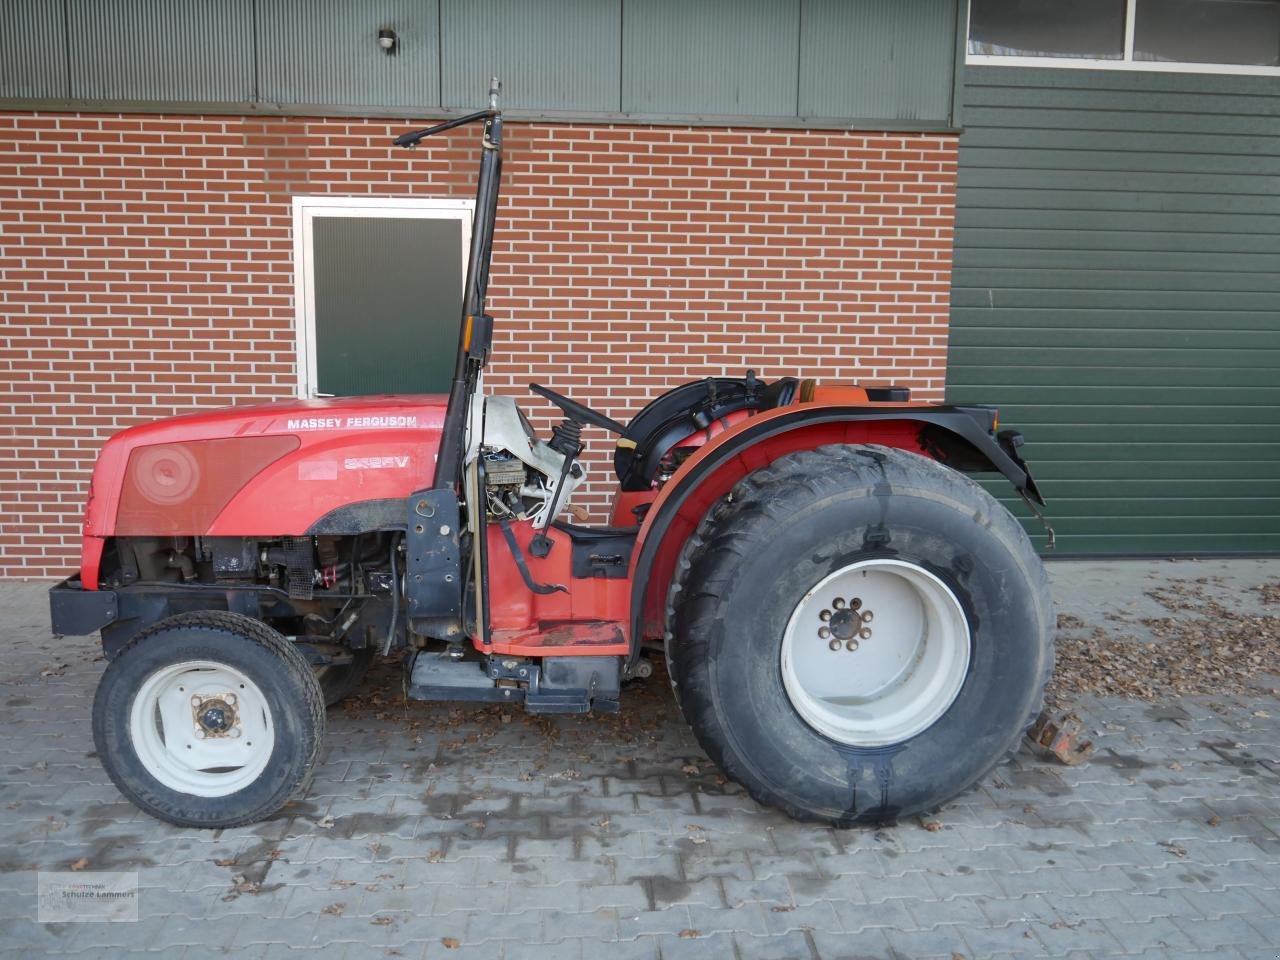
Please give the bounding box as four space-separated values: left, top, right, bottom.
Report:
629 404 1043 655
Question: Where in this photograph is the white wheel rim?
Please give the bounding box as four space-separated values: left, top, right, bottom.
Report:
128 660 275 798
780 559 970 747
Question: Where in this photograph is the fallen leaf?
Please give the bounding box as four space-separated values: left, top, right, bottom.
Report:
316 815 336 829
370 915 394 926
1159 841 1188 859
69 858 89 871
678 929 699 939
919 818 942 832
1207 815 1222 827
441 937 460 949
230 875 261 894
321 902 345 916
214 858 237 867
681 764 699 775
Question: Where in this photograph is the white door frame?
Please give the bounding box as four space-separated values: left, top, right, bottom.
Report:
291 196 474 398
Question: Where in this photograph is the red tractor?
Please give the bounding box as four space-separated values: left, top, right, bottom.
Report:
50 81 1054 829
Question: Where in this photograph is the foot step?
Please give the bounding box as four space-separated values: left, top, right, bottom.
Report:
407 655 520 704
406 652 620 713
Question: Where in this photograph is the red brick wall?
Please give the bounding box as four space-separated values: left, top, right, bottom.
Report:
0 112 959 579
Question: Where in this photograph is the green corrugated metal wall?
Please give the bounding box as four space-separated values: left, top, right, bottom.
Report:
948 66 1280 556
0 0 963 130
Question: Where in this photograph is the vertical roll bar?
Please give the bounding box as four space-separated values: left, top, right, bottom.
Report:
394 78 504 491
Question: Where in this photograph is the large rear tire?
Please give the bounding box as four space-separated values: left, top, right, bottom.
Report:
669 444 1053 826
92 611 326 828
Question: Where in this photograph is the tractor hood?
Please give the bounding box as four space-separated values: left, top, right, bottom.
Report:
82 394 448 543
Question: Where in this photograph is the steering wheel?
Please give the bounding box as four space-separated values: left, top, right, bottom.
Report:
528 383 625 435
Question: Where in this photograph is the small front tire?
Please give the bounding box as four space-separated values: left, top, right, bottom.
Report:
92 611 326 828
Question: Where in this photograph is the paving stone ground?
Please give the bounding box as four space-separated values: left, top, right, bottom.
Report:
2 559 1279 959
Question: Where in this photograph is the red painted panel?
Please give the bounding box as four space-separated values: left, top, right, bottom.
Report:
116 435 300 536
634 408 931 640
83 395 447 539
483 519 632 655
608 490 656 527
79 536 106 590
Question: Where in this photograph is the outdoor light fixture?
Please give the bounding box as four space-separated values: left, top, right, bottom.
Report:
377 28 398 55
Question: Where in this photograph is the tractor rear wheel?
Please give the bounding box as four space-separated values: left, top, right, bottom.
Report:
669 444 1053 825
92 611 326 828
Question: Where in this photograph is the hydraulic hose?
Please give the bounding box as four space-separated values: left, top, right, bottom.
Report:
382 535 401 656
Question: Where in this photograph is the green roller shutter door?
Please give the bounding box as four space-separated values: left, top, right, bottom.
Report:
948 67 1280 555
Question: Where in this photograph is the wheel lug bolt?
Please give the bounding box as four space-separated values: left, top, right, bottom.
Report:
845 639 859 652
851 598 862 609
828 639 842 652
817 626 831 639
861 610 874 623
832 597 845 610
819 609 832 622
859 627 872 640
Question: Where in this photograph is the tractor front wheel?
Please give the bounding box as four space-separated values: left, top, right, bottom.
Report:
669 444 1053 825
92 611 326 828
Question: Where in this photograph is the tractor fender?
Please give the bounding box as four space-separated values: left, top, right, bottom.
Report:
629 403 1044 654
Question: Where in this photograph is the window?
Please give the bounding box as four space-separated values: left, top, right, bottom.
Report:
291 197 473 398
969 0 1280 73
969 0 1126 58
1134 0 1280 65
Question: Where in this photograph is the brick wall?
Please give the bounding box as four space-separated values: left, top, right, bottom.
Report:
0 112 959 579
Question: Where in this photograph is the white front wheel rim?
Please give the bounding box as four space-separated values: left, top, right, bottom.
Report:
129 660 275 798
781 559 971 747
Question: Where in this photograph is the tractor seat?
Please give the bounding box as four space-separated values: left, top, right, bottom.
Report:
612 374 798 491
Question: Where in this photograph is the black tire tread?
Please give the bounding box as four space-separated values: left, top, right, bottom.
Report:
669 444 1054 824
93 610 327 828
